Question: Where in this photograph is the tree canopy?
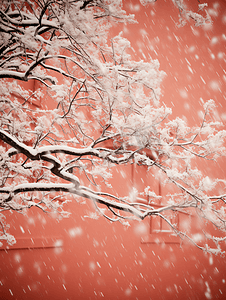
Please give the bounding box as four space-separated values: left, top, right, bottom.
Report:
0 0 225 254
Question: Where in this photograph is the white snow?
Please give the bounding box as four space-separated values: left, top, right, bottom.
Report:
20 226 25 233
54 239 63 247
205 281 212 299
210 37 218 45
209 80 220 91
68 227 83 238
89 261 96 271
209 255 213 265
179 89 188 99
188 65 194 74
14 253 21 263
125 288 132 296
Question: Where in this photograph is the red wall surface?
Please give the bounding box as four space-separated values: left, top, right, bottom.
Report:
1 1 226 299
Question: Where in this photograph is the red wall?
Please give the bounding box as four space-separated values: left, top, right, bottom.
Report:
1 1 226 299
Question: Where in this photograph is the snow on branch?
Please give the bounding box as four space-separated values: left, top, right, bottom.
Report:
171 0 211 27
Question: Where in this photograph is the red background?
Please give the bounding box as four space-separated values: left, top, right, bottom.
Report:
1 1 226 299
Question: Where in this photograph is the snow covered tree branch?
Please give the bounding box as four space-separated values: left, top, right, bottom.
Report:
0 0 225 254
